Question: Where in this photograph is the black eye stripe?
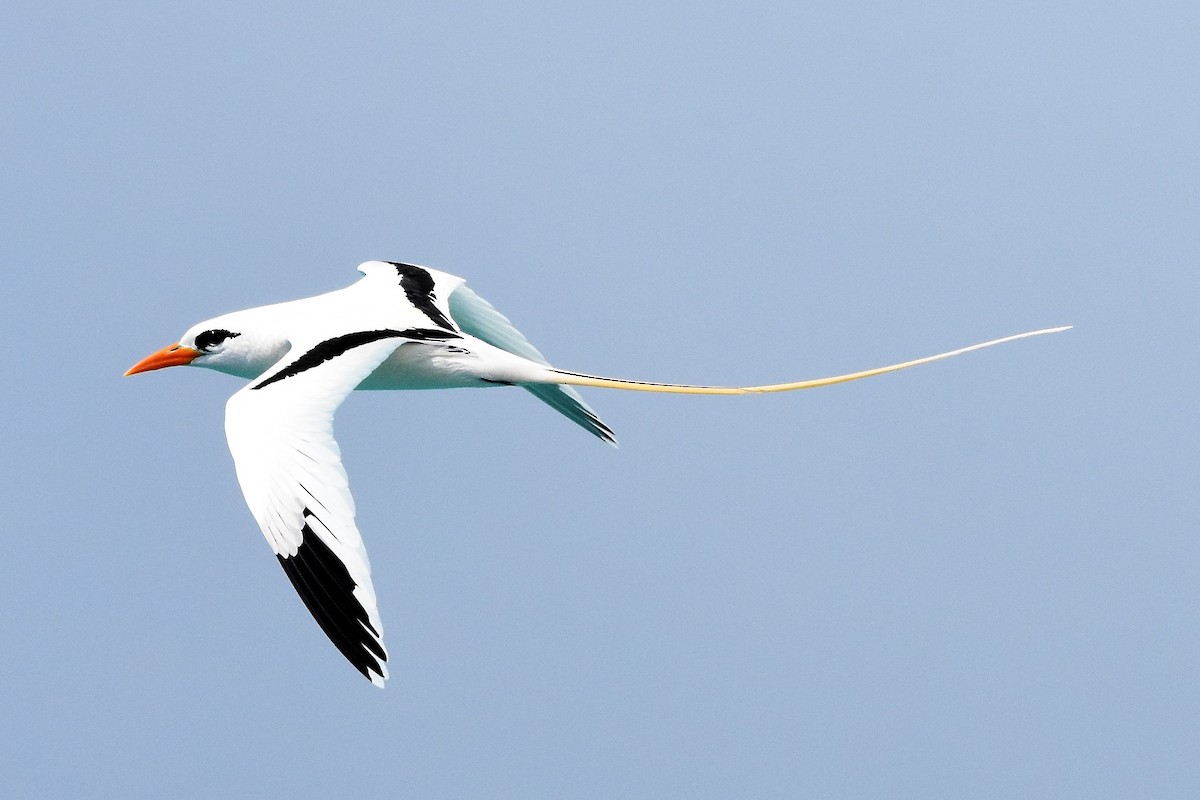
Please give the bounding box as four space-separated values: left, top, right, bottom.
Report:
195 329 240 351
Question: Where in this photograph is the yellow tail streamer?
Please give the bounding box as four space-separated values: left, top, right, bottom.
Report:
551 326 1071 395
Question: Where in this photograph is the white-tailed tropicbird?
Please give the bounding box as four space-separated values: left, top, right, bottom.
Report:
125 260 1069 686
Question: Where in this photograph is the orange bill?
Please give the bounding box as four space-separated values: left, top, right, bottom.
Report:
125 343 201 376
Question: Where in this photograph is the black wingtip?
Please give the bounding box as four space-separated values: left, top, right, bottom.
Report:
276 510 388 684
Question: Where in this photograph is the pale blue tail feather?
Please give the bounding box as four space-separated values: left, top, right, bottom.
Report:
448 284 617 445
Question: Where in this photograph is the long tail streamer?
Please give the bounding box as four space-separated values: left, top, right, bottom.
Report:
550 326 1071 395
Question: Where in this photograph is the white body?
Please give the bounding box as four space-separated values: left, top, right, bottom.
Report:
131 260 1068 686
201 264 549 388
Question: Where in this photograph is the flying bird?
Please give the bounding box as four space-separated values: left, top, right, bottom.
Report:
125 260 1069 686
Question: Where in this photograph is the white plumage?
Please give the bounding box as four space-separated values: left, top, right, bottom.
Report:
126 260 1068 686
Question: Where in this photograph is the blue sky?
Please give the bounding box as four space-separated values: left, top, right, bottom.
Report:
2 2 1196 797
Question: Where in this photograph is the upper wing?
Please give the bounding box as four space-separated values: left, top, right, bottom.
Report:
448 283 616 445
224 332 409 687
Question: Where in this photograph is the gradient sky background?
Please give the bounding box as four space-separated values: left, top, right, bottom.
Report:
2 2 1196 797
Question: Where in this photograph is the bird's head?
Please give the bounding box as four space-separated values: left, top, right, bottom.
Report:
125 310 292 380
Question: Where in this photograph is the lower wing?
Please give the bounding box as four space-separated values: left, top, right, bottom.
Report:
225 333 408 686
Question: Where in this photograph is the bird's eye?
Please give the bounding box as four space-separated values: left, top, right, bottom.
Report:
195 329 240 352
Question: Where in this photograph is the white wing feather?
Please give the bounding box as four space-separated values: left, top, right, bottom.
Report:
225 335 405 686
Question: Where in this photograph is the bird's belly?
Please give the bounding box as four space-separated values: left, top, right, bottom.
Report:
356 343 494 391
